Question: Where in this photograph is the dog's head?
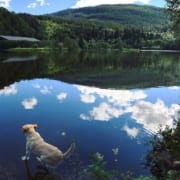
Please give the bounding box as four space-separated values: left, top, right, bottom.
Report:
22 124 38 133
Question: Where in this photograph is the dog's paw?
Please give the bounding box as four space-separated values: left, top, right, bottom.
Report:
21 156 26 161
21 156 30 161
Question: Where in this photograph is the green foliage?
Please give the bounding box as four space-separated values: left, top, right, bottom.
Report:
0 7 40 37
145 111 180 179
85 152 153 180
0 5 178 50
53 4 168 31
165 0 180 49
40 20 60 40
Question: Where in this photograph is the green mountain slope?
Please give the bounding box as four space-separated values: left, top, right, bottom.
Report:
0 7 42 38
52 4 168 30
0 5 175 50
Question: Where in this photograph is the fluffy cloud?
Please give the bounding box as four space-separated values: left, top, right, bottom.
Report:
80 113 91 120
56 92 67 102
37 0 46 6
77 85 147 121
75 85 147 106
128 99 177 133
32 83 53 95
0 84 17 96
27 2 37 8
72 0 150 8
168 86 180 90
27 0 50 9
80 94 96 103
21 97 38 109
77 84 179 134
40 86 52 94
89 102 124 121
80 102 125 121
122 124 139 138
0 0 11 8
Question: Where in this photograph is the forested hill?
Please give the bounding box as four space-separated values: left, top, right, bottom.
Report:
0 7 42 37
52 4 168 30
0 5 168 37
0 5 175 50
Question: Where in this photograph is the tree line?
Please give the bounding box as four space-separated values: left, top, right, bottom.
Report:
0 3 179 50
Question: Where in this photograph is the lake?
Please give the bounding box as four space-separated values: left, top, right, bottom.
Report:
0 50 179 179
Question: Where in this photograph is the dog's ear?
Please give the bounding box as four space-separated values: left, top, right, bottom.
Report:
34 124 38 128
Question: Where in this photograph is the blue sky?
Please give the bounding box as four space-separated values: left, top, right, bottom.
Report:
0 0 166 15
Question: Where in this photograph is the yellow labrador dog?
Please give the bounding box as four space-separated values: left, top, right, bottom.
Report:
21 124 75 168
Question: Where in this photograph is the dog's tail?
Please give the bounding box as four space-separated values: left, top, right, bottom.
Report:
63 142 76 159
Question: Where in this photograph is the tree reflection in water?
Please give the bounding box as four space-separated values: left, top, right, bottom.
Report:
0 50 179 89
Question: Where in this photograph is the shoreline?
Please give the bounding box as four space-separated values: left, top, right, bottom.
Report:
140 49 180 53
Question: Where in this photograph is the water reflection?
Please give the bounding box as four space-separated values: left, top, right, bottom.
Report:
0 78 179 178
24 160 63 180
0 50 179 89
2 56 37 63
76 84 179 134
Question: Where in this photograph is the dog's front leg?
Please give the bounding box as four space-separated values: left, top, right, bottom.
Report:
21 142 31 161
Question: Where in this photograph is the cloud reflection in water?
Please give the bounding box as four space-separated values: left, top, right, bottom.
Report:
0 84 17 96
56 92 67 102
0 79 179 135
0 79 179 178
21 97 38 109
122 124 139 138
76 84 179 134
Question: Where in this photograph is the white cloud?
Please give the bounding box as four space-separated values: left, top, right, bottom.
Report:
169 104 180 121
90 102 124 121
76 84 147 121
37 0 45 6
81 94 96 103
27 2 37 8
122 124 139 138
168 86 180 90
21 97 38 109
76 84 179 134
75 85 147 106
32 83 41 89
32 83 53 95
40 86 52 95
0 0 11 8
36 0 50 6
80 113 91 120
27 0 50 9
72 0 150 8
0 84 17 96
57 92 67 102
128 99 175 133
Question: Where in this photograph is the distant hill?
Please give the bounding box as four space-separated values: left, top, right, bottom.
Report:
51 4 168 30
0 5 175 50
0 7 42 38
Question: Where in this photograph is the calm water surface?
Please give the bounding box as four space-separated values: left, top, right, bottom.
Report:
0 50 179 179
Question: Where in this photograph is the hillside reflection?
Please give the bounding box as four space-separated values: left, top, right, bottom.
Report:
0 50 179 89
